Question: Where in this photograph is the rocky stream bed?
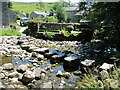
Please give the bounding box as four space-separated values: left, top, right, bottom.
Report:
0 35 119 89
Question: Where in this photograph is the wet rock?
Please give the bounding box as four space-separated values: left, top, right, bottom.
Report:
73 71 82 75
50 55 64 64
63 56 80 71
17 65 29 73
81 59 95 67
8 71 20 78
100 63 114 70
21 44 34 51
29 47 38 52
22 70 35 84
44 50 58 58
0 82 5 88
37 54 44 61
41 81 52 88
45 66 51 71
56 71 63 77
0 66 3 72
0 73 5 79
33 48 49 54
31 52 37 57
62 72 70 79
2 63 13 70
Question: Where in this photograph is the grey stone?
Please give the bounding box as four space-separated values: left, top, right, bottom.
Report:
8 71 20 78
56 71 63 77
22 70 35 84
17 65 28 72
81 59 95 67
100 63 114 70
37 54 44 60
33 48 49 54
2 63 13 70
42 81 52 88
0 73 5 79
0 82 5 88
0 66 3 72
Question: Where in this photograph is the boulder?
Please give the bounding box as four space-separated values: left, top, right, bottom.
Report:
29 47 38 52
0 73 5 79
34 68 41 79
22 70 35 84
50 55 64 64
2 63 13 70
33 48 49 54
63 56 80 71
37 54 44 61
8 71 20 78
81 59 95 67
56 71 63 77
0 66 3 72
21 44 34 51
17 65 28 73
0 82 5 88
100 63 114 70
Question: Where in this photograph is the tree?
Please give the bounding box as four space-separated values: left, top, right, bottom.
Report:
53 2 67 22
81 2 120 50
8 2 12 9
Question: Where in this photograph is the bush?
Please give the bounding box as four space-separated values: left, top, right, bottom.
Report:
61 29 70 37
66 25 74 32
43 31 55 38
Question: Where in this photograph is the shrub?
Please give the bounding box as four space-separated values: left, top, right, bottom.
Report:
61 29 70 37
66 25 74 32
43 31 55 38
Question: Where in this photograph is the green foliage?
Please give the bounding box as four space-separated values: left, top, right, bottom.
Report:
53 2 67 22
0 29 20 36
47 16 58 22
66 25 74 32
43 31 55 38
61 29 70 37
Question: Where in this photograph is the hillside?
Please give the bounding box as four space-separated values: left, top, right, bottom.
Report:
11 2 54 14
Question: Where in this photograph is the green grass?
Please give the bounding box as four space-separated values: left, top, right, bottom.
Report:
0 29 20 36
11 2 54 14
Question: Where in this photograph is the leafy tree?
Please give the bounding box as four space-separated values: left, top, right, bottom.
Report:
79 2 120 50
53 2 67 22
8 2 12 9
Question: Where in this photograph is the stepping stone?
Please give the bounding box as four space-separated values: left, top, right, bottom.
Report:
50 55 64 64
100 63 114 70
63 56 80 71
81 59 95 67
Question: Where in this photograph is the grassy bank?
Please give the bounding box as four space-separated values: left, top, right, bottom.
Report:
0 29 20 36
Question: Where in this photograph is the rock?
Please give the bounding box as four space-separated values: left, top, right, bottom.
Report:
45 66 51 71
9 78 19 83
56 71 63 77
22 70 35 84
73 71 82 75
37 54 44 61
100 70 109 78
17 65 29 73
0 66 3 72
100 63 114 70
62 72 70 79
29 47 38 52
63 56 80 71
33 48 49 54
31 52 37 57
8 72 20 78
105 79 119 88
0 73 5 79
42 81 52 88
34 68 41 79
21 44 34 51
44 50 58 58
81 59 95 67
0 82 5 88
50 55 64 64
2 63 13 70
